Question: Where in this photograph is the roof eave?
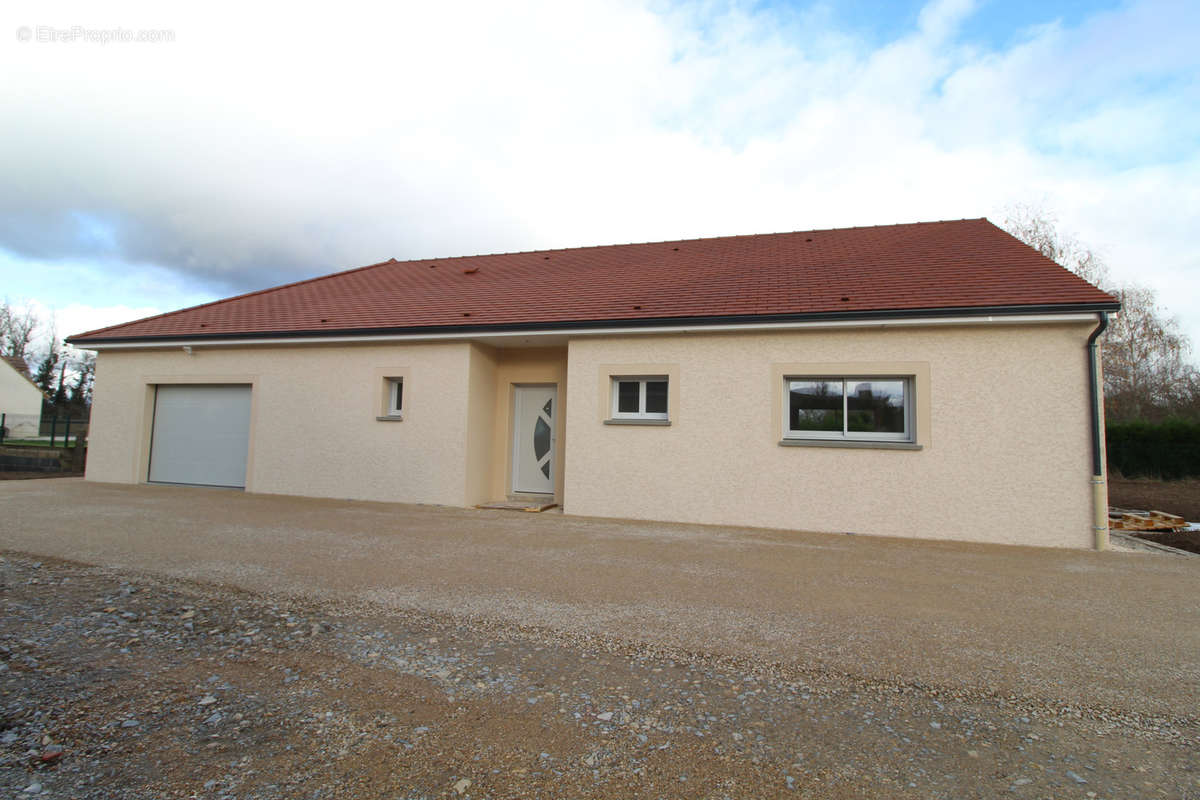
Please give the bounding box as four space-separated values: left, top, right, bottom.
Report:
66 301 1121 347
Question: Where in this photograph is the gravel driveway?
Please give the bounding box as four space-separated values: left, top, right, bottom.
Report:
1 479 1198 797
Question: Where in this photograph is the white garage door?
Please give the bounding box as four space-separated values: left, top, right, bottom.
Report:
149 384 252 488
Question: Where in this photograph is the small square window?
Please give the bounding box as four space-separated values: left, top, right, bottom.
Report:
611 376 669 420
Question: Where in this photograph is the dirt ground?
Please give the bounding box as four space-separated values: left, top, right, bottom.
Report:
1108 476 1200 520
1 480 1199 798
2 556 1197 800
1132 530 1200 555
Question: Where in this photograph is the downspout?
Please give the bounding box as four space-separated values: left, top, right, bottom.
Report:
1087 312 1109 550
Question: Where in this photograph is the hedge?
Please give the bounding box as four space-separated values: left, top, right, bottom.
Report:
1106 418 1200 480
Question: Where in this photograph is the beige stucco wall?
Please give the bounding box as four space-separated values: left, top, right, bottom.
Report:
464 344 499 506
563 323 1098 548
88 341 479 505
0 359 44 436
86 322 1100 547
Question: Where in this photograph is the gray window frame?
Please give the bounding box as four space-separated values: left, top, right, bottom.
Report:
783 376 914 443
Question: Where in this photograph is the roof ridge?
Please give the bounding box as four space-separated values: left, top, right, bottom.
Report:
382 218 992 264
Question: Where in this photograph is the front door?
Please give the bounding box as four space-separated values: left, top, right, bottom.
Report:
512 385 556 494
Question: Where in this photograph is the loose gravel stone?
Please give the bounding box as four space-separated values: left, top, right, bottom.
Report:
0 549 1197 798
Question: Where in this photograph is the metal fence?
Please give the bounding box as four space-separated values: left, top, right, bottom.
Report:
0 412 40 440
39 413 88 444
0 412 87 446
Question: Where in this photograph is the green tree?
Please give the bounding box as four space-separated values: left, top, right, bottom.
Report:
31 322 60 394
50 361 68 408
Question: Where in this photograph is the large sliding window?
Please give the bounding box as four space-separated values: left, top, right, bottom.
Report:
786 377 912 442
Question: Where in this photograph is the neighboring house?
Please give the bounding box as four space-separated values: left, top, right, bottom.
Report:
67 219 1120 549
0 355 44 438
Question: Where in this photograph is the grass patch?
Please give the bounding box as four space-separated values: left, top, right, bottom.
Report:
0 438 84 448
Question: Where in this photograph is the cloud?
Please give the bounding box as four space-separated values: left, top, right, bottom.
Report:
917 0 978 43
0 0 1198 339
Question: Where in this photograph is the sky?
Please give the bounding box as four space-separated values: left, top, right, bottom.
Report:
1 0 1197 354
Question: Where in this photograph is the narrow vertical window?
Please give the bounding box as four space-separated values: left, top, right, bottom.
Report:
385 377 403 417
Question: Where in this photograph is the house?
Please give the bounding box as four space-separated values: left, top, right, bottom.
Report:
0 355 44 439
67 219 1120 549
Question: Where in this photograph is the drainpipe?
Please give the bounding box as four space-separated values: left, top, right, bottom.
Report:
1087 312 1109 550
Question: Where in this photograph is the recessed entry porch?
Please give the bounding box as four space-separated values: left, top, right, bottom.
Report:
468 344 567 509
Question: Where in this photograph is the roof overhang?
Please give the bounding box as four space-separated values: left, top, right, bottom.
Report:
67 303 1120 350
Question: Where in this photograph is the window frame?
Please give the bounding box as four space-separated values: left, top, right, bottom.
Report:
377 376 403 420
783 375 913 443
610 375 669 421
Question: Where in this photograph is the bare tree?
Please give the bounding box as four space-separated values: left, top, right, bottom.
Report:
61 350 96 414
1102 284 1197 420
1002 205 1199 422
1001 204 1110 288
0 300 38 363
1 302 96 415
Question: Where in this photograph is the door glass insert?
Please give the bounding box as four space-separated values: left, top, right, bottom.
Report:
534 417 551 462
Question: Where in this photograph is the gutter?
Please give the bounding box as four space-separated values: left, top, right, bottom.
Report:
67 302 1120 348
1087 312 1110 550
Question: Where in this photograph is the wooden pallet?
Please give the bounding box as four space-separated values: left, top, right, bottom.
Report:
1108 507 1189 532
475 501 558 513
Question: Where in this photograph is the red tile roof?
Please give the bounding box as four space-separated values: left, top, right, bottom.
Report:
68 219 1118 344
